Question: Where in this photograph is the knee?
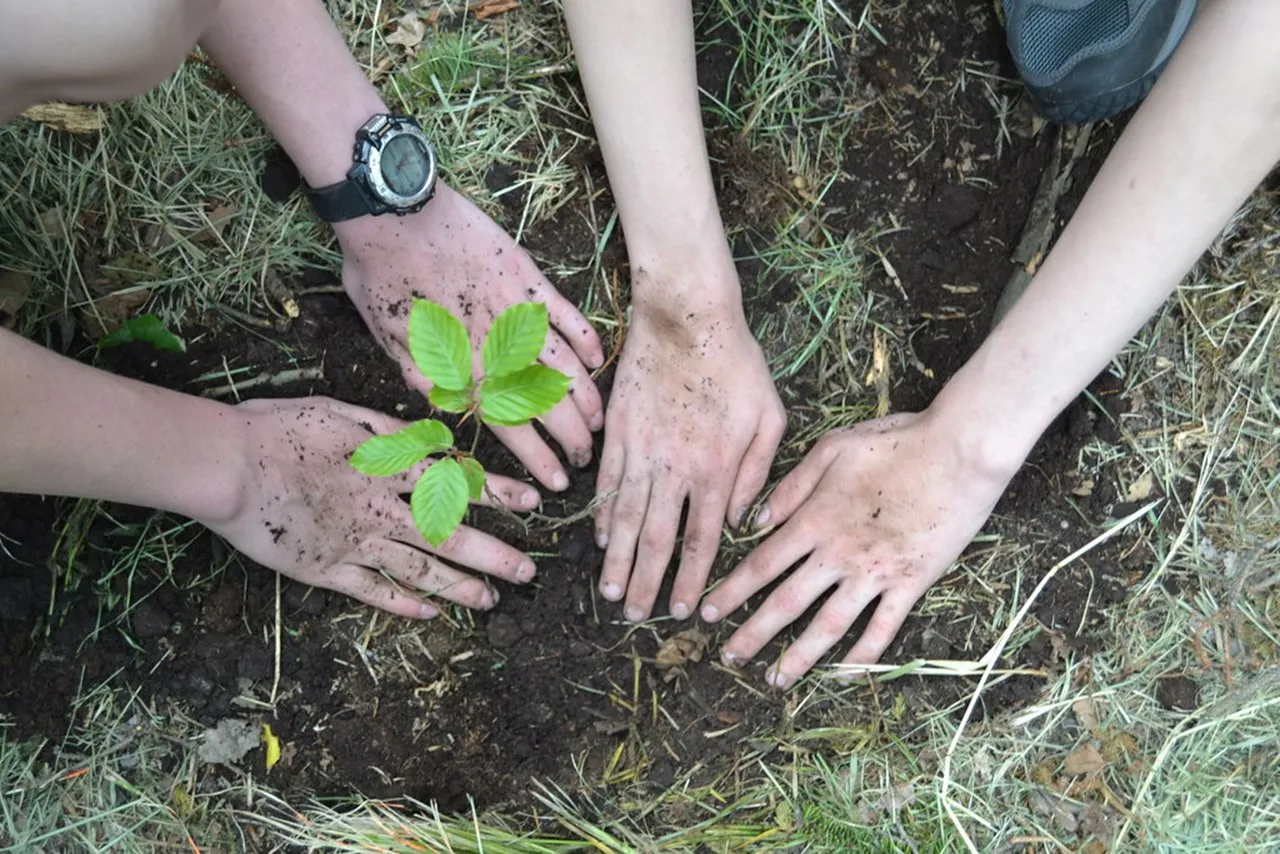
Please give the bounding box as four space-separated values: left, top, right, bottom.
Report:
0 0 224 105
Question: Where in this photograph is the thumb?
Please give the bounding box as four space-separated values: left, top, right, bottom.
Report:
754 432 841 529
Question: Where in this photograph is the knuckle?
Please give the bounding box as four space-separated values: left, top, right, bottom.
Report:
772 586 805 616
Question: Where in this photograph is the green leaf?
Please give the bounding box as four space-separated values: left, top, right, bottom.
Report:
411 459 469 547
97 314 185 353
477 365 572 427
482 302 548 378
408 299 471 391
349 420 454 477
428 385 472 413
459 456 486 501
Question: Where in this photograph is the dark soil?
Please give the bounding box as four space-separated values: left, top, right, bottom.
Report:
1 0 1152 816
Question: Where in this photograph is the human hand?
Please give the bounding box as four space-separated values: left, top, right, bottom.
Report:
201 397 541 617
596 301 786 623
336 183 606 491
700 409 1016 688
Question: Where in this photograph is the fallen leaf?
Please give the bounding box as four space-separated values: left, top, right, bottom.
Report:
1125 471 1155 502
0 270 31 329
864 328 891 418
79 287 151 338
715 710 741 726
655 628 709 681
21 102 104 134
1064 742 1106 776
261 723 282 771
38 206 70 239
187 201 238 245
1029 789 1079 834
1073 697 1100 733
385 12 426 48
197 719 258 767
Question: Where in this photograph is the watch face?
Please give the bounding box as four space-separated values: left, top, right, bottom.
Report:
379 134 430 197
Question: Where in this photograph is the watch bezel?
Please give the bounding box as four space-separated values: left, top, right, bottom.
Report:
357 115 438 214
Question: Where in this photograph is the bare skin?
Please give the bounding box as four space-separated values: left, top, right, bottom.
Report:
0 0 601 613
703 0 1280 687
563 0 787 622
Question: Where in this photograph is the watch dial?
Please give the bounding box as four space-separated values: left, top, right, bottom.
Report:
379 135 429 197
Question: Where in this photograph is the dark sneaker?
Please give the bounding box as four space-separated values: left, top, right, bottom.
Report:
1004 0 1198 124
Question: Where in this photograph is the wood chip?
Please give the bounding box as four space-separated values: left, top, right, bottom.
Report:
21 102 105 134
473 0 520 20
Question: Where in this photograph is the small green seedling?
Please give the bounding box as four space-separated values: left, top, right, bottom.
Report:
98 313 185 353
349 299 570 547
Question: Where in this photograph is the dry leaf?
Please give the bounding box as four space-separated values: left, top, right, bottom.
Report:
715 710 741 726
385 13 426 48
1072 478 1095 497
0 270 31 329
1073 697 1100 733
22 102 105 134
864 328 891 418
1064 742 1106 776
1125 471 1155 502
39 206 71 240
655 628 709 682
189 201 238 245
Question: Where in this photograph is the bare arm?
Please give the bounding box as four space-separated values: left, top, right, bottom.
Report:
562 0 786 623
703 0 1280 687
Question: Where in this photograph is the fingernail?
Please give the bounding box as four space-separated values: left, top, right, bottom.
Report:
589 352 604 370
836 668 866 685
590 410 604 431
521 490 539 509
754 506 772 528
602 582 622 601
484 589 499 608
732 506 745 528
766 668 793 689
596 531 609 549
624 605 645 622
721 649 738 667
700 603 720 622
419 603 438 619
670 602 690 620
517 561 536 582
551 471 570 491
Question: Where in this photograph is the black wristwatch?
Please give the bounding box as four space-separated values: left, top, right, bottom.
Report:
304 114 438 222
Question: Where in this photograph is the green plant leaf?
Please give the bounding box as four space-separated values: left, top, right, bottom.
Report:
408 299 471 391
349 420 453 477
411 459 469 547
97 314 185 353
477 365 571 427
459 456 486 501
428 385 472 413
482 302 548 378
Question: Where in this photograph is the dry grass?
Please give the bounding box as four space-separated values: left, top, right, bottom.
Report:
1 0 1277 852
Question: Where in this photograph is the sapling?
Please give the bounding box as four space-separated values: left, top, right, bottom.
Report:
348 299 570 547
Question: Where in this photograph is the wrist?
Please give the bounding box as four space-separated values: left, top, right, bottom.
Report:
627 236 744 325
927 368 1043 484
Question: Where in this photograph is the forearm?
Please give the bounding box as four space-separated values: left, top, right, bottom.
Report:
0 329 245 522
936 0 1280 472
198 0 388 245
562 0 739 314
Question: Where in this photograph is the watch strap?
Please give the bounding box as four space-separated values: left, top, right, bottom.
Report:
304 178 377 223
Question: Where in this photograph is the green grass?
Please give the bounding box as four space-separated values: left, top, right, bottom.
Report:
2 0 1278 852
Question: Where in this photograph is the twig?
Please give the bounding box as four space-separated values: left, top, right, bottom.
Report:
201 366 325 398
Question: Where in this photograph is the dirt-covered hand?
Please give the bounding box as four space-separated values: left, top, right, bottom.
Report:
596 306 785 622
700 410 1014 687
337 183 605 491
200 397 542 617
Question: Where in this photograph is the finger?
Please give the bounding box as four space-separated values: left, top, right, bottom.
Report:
594 429 625 549
488 423 570 492
752 436 839 529
727 407 787 527
720 557 844 665
320 397 408 437
540 328 604 432
477 472 540 512
354 539 496 610
598 469 651 605
840 591 916 672
769 581 880 689
541 284 605 371
669 488 729 620
536 395 594 470
622 480 686 622
327 564 439 620
428 523 536 585
699 514 816 622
